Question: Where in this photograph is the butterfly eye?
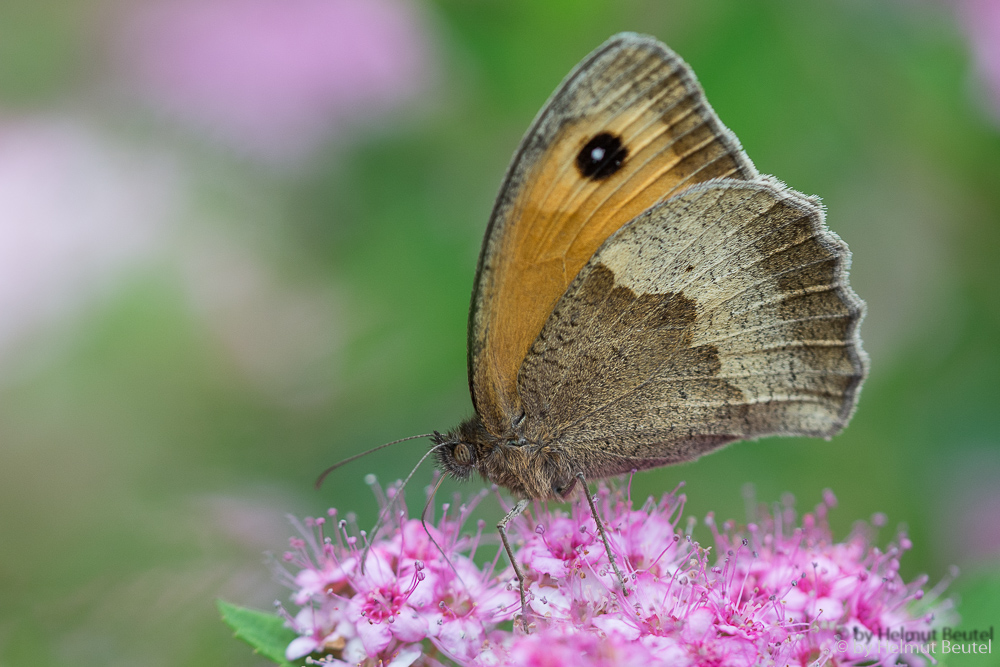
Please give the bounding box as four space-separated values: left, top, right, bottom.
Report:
576 132 628 180
452 442 472 466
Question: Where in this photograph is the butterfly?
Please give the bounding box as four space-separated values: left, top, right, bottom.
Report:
432 32 867 505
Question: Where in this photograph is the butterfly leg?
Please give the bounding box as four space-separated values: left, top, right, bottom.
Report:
497 498 531 632
575 472 629 596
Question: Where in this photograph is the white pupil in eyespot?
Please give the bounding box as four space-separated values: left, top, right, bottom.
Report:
591 147 605 161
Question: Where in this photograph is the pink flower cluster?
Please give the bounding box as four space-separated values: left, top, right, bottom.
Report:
118 0 434 162
279 484 519 665
278 480 949 666
958 0 1000 119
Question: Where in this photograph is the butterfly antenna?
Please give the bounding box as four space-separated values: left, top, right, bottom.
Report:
315 433 435 489
359 442 447 573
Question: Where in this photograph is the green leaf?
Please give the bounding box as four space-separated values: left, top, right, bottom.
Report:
217 599 298 667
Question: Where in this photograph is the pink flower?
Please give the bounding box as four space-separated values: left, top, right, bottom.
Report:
117 0 435 163
502 628 663 666
278 482 518 664
0 117 177 361
278 480 951 666
957 0 1000 119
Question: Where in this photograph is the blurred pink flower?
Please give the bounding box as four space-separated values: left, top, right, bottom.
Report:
119 0 435 162
278 481 951 666
957 0 1000 118
936 451 1000 565
0 117 177 368
500 628 664 666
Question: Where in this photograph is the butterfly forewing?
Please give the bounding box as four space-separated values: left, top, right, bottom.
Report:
469 33 758 434
516 179 867 479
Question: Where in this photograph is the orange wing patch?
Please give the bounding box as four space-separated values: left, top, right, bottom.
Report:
470 34 757 434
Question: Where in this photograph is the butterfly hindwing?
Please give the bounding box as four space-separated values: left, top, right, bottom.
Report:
516 179 867 478
469 33 758 434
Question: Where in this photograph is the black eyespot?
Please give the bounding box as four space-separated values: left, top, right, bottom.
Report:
575 132 627 180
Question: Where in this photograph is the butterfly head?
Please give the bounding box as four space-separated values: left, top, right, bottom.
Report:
430 424 482 482
432 417 579 501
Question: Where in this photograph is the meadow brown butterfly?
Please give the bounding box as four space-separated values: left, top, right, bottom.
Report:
379 32 866 624
433 31 866 499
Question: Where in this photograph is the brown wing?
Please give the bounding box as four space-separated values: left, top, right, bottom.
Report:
516 179 868 479
469 33 758 434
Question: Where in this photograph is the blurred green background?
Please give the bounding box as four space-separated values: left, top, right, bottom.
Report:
1 0 999 665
